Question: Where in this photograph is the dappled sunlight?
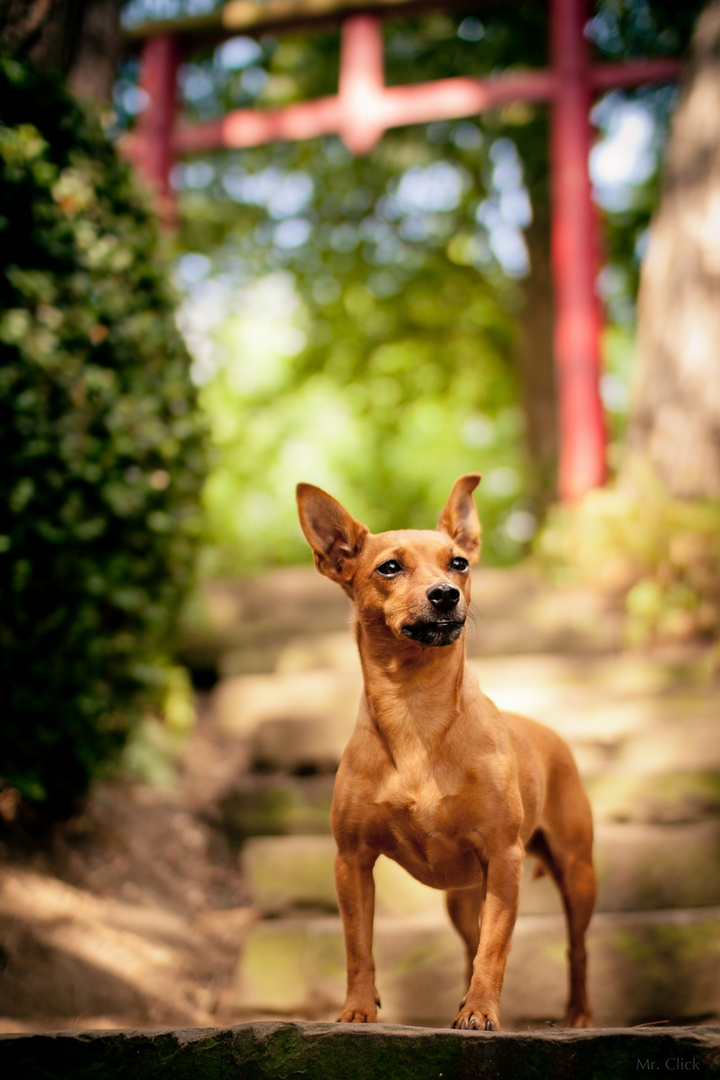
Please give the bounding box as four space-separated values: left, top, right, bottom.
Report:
5 0 720 1040
0 849 243 1029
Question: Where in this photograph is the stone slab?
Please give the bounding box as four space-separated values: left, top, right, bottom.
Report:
474 652 712 703
1 1022 719 1080
234 909 720 1029
219 776 334 846
211 669 361 741
178 569 352 676
213 653 720 779
594 822 720 911
466 566 624 654
588 770 720 824
274 632 360 675
241 821 720 918
241 838 446 919
249 717 349 776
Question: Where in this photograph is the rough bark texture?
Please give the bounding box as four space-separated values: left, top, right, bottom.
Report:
0 0 122 102
627 0 720 497
515 201 558 505
66 0 124 102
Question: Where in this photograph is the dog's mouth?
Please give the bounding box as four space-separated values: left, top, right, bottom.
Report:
401 619 465 647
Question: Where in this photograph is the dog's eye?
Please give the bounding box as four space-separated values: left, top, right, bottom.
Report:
376 560 403 577
449 556 469 573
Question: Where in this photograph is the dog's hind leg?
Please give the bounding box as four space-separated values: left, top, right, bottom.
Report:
528 827 596 1027
556 852 596 1027
445 885 483 988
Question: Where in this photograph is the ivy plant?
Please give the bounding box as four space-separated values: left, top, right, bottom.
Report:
0 55 207 815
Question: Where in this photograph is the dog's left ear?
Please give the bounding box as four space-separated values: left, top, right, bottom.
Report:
437 473 482 564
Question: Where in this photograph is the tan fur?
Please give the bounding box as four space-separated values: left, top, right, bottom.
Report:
296 474 596 1031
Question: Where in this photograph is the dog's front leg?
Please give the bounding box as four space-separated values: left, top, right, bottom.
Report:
451 843 523 1031
335 848 380 1022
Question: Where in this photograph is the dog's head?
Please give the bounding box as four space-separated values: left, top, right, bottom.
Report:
296 475 481 647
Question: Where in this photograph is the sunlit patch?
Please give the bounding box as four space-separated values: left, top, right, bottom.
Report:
215 36 262 72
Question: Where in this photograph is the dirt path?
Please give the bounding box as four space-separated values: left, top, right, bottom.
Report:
0 702 259 1033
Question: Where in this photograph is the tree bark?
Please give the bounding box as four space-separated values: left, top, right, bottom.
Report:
67 0 124 103
515 200 558 505
627 0 720 498
0 0 122 102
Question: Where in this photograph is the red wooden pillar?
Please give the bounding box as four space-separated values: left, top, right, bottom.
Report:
339 16 386 154
549 0 606 500
134 35 180 221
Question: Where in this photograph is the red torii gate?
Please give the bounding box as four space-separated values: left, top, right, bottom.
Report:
125 0 680 502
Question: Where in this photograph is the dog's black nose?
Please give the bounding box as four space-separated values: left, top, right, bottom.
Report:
427 582 460 611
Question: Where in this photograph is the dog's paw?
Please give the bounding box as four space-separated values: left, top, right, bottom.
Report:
337 995 380 1023
563 1009 592 1029
337 1007 377 1023
451 998 499 1032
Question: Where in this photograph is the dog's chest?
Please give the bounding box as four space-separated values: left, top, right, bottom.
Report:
376 764 457 822
374 760 485 888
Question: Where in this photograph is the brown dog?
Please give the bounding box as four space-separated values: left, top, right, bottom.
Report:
296 473 596 1031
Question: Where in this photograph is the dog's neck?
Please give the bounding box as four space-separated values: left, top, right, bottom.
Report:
354 618 467 749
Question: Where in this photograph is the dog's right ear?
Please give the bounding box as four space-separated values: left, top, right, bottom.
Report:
296 483 368 592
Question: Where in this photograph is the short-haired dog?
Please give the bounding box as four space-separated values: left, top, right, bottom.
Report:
297 474 595 1030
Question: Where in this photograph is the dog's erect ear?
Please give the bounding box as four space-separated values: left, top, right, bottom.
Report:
296 483 369 591
437 473 482 565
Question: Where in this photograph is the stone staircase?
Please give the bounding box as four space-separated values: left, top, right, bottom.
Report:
198 564 720 1029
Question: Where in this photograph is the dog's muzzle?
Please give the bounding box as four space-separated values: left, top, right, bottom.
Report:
401 581 465 646
401 619 465 647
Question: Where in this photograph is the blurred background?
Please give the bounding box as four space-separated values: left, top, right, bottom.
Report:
1 0 719 1034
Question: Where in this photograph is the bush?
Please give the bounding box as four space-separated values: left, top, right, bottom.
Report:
537 466 720 647
0 56 208 815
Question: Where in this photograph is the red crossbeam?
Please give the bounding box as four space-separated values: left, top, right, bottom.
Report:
170 69 561 155
125 0 680 501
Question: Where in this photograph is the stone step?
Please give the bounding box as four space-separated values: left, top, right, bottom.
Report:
472 651 713 699
182 563 717 685
587 769 720 825
212 668 362 740
234 907 720 1029
467 565 625 655
181 564 627 681
219 775 334 846
3 1021 720 1080
475 657 720 780
210 653 719 780
242 837 443 919
241 822 720 918
219 765 720 854
179 569 352 678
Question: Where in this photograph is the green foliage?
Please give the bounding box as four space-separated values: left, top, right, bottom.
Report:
538 466 720 645
120 1 705 575
167 7 550 570
185 120 531 571
0 56 208 814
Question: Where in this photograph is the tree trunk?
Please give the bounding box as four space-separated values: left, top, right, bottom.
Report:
515 200 558 505
626 0 720 498
67 0 124 103
0 0 122 102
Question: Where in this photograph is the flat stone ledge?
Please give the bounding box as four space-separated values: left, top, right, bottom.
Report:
1 1021 719 1080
